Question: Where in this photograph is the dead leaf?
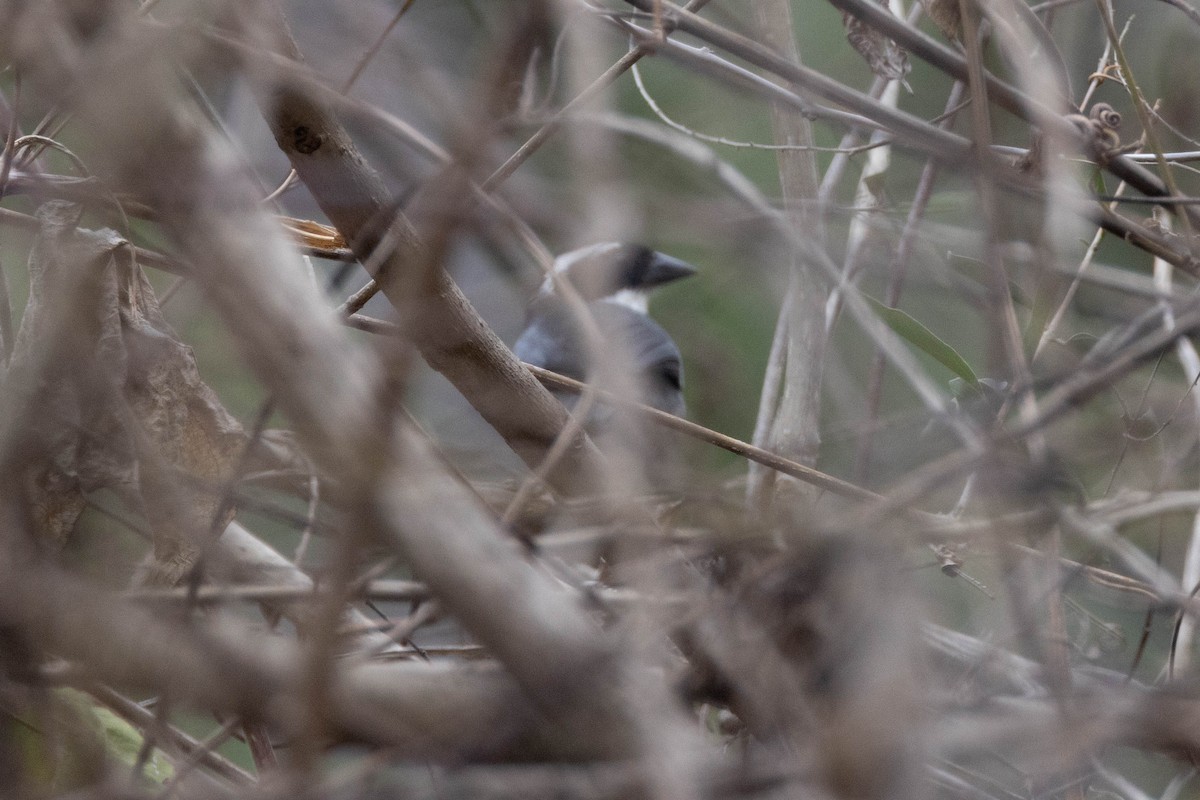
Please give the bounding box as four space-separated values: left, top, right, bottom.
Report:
119 254 247 584
843 4 911 84
8 201 252 581
8 202 137 546
278 215 348 251
922 0 962 42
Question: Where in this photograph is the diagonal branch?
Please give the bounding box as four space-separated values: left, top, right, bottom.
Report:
246 4 604 496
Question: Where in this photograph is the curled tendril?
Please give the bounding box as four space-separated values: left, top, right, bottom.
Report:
1090 102 1122 132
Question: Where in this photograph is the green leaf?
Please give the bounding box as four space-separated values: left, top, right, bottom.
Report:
57 689 174 784
945 252 1031 309
866 297 979 385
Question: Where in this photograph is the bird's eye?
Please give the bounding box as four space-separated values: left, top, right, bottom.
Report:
657 359 682 391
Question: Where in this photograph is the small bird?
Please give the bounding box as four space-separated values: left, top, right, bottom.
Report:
514 242 696 420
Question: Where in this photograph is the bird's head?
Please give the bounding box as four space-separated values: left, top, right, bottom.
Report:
536 242 696 313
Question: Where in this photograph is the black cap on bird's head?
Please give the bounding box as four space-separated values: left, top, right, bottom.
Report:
536 242 697 311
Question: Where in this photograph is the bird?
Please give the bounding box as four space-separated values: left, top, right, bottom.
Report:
514 242 695 416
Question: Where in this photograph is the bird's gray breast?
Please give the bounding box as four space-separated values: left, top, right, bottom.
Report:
513 298 684 417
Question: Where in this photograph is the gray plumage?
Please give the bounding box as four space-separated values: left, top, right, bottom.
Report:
514 243 694 417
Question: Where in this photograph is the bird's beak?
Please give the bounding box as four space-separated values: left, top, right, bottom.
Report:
643 252 697 288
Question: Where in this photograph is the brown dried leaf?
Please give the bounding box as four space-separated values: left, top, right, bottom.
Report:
120 258 247 584
842 5 911 83
10 202 249 575
278 215 347 250
922 0 962 42
9 202 136 546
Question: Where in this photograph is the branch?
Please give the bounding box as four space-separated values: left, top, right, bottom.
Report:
3 6 661 754
244 4 605 496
